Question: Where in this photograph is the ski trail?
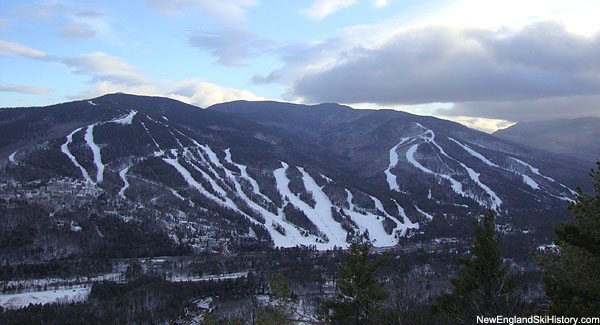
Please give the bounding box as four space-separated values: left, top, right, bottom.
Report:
414 205 434 220
112 110 137 125
450 138 540 190
139 121 160 149
163 153 243 214
509 157 577 195
220 158 304 247
406 144 465 196
414 124 501 209
61 128 94 184
8 151 17 164
84 124 104 184
118 166 131 199
298 167 348 245
385 137 411 191
224 149 273 204
448 138 500 168
393 200 419 235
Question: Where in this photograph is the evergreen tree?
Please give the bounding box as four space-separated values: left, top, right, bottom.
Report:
323 241 389 324
433 210 529 324
538 162 600 316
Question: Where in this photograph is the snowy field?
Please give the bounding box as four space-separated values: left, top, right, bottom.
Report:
0 286 90 310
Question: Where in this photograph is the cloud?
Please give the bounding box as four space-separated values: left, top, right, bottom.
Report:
58 21 96 40
148 0 265 66
0 82 53 95
260 21 600 121
62 52 263 107
437 95 600 122
72 79 263 108
62 52 152 85
300 0 357 20
371 0 389 8
146 0 258 24
15 2 106 40
438 115 516 133
188 27 273 66
0 39 48 59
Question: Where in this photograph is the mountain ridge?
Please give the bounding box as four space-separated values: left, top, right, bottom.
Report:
493 117 600 162
0 93 592 262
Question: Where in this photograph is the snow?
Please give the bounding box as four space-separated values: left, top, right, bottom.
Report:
84 124 104 183
87 100 97 106
427 189 432 199
385 142 402 191
221 159 307 247
406 144 465 196
8 151 17 164
521 175 539 190
410 124 501 210
0 286 90 310
392 200 419 234
164 155 231 209
273 162 347 248
458 161 503 209
61 128 95 184
320 173 333 183
449 138 541 192
298 167 348 245
224 149 273 204
112 110 137 125
342 189 402 246
414 205 434 220
510 157 576 195
118 166 131 199
169 272 248 283
139 120 160 149
448 138 500 168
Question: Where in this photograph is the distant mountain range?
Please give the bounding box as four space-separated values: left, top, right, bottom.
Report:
493 117 600 162
0 94 592 264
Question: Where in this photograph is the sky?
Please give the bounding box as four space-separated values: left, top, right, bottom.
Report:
1 0 600 133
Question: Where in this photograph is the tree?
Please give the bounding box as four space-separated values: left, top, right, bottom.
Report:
538 162 600 316
254 273 292 325
323 241 389 324
433 210 530 324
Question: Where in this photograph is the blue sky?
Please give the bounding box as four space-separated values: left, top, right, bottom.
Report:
2 0 600 132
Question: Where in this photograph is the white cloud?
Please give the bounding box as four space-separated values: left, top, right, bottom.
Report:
58 22 95 40
0 82 53 95
0 39 47 59
72 79 263 108
146 0 258 24
371 0 389 8
438 115 516 133
62 52 152 85
300 0 357 20
62 52 263 107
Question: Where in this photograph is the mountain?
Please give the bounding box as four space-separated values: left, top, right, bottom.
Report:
0 93 592 264
493 117 600 162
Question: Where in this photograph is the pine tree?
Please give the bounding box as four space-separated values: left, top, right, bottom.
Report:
433 210 529 324
538 162 600 316
323 241 389 324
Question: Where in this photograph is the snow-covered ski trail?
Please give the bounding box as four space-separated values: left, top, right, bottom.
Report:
84 124 104 184
61 128 95 184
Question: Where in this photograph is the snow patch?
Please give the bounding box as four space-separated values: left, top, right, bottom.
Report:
8 151 17 164
112 110 137 125
0 286 90 310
